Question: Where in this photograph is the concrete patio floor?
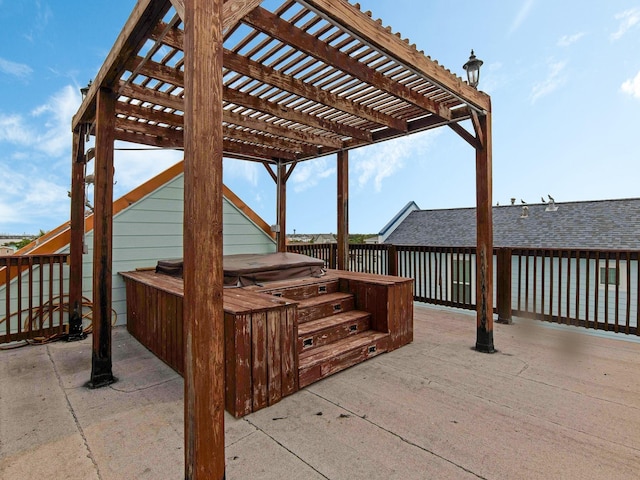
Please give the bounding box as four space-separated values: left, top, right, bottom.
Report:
2 303 639 479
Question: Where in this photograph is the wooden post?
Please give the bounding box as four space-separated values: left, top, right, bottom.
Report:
496 248 513 324
89 87 116 387
183 0 226 478
68 125 86 340
388 244 398 277
337 150 349 271
277 162 287 252
475 111 495 352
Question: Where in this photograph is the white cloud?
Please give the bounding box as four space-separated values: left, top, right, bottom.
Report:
31 85 81 157
0 85 81 158
0 57 33 77
557 32 585 47
291 157 336 193
0 163 69 231
352 130 440 192
621 71 640 99
0 114 33 144
611 8 640 41
509 0 535 35
223 158 260 186
531 60 567 104
112 143 183 193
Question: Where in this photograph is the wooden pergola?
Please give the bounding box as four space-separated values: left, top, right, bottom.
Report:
69 0 493 477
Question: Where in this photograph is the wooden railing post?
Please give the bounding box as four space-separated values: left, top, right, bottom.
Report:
496 248 512 324
329 243 337 269
388 245 398 276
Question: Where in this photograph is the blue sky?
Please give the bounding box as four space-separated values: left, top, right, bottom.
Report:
1 1 639 236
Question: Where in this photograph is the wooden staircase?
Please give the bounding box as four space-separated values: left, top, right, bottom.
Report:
266 278 389 388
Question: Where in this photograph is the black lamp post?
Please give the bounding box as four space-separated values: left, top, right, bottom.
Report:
463 50 483 89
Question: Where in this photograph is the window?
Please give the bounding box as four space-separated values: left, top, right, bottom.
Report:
599 267 618 286
452 258 472 303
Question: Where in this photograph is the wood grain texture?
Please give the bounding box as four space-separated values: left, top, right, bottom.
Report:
183 0 226 477
474 111 494 352
90 87 116 387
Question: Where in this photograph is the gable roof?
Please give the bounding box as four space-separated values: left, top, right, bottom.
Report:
378 200 420 241
12 160 274 257
384 198 640 249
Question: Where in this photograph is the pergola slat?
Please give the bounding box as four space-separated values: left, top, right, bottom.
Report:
243 6 452 121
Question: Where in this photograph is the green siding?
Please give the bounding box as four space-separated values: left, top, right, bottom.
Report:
0 173 275 333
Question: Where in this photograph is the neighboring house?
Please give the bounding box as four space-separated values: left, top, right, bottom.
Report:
375 201 420 244
0 161 276 333
313 233 337 244
383 198 640 327
0 246 15 256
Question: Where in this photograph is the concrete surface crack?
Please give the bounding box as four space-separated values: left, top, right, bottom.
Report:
308 390 490 480
226 425 259 447
108 377 179 393
243 417 331 479
516 362 529 376
46 346 104 480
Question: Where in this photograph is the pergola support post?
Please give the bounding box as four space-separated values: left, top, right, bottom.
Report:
88 87 117 387
474 111 495 353
337 150 349 270
276 162 287 252
68 125 87 341
183 0 226 478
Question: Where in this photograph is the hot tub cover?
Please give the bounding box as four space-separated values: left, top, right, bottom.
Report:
156 252 325 286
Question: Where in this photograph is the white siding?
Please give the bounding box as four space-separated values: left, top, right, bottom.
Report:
1 174 276 334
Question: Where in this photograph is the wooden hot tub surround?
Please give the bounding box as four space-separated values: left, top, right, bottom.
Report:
121 269 413 417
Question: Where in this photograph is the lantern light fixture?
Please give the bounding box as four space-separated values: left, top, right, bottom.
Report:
463 50 483 89
80 80 92 100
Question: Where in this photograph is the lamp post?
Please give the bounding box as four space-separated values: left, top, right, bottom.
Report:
80 80 92 100
463 50 483 89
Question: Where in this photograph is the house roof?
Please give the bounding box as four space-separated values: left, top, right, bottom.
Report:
72 0 490 164
378 200 419 239
11 160 273 258
384 198 640 249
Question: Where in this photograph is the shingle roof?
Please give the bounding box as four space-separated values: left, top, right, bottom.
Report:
384 198 640 249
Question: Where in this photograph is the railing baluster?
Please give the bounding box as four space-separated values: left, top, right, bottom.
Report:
625 251 631 335
4 259 10 343
594 251 600 330
565 251 571 325
614 252 620 333
585 252 590 329
557 250 562 324
636 254 639 336
574 251 580 326
542 250 553 322
59 257 65 333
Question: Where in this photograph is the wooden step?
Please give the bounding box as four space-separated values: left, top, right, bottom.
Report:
298 310 371 352
266 279 339 301
298 331 389 388
297 292 354 324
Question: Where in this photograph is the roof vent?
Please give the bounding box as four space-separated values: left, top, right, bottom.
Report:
520 205 529 218
544 194 558 212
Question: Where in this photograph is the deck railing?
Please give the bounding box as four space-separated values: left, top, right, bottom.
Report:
288 244 639 336
0 254 69 344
